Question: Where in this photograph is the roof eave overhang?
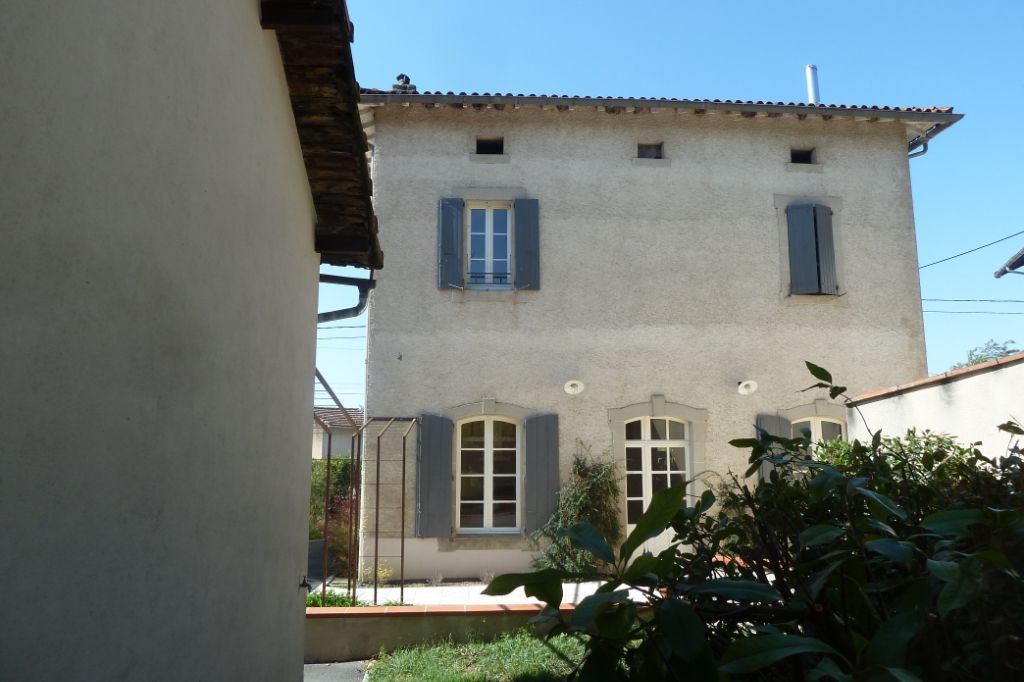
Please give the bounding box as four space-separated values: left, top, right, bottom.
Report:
262 0 382 270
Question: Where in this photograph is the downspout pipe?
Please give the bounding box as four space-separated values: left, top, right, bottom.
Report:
908 123 948 159
317 273 376 323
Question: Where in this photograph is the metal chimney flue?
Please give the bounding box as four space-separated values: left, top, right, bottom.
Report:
805 64 820 105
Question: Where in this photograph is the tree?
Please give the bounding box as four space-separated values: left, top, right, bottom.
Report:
950 338 1019 370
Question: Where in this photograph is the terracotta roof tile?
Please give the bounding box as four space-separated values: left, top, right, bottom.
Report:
850 351 1024 405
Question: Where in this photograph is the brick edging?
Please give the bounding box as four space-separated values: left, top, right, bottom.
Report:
306 603 576 619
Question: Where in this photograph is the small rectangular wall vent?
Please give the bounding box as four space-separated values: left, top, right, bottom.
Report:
791 148 816 164
476 137 504 155
637 142 664 159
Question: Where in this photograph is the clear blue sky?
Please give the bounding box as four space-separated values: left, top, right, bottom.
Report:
316 0 1024 408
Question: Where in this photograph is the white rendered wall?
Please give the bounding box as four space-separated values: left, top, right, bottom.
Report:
362 106 929 579
0 2 318 680
849 361 1024 460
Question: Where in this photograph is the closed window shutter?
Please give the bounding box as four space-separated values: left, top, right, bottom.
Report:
523 413 559 533
416 414 454 537
755 413 792 482
786 204 820 294
814 205 838 294
513 198 540 290
438 198 464 289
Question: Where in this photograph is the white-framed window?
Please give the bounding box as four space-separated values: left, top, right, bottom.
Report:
456 416 520 531
466 201 513 288
623 417 689 527
792 417 845 443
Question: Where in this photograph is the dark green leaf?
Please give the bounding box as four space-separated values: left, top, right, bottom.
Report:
997 420 1024 435
620 485 687 562
829 385 847 400
976 550 1018 576
570 590 631 630
686 579 782 603
483 569 563 607
926 559 959 583
809 656 852 681
808 467 845 503
920 509 985 537
805 361 834 384
720 634 843 675
866 539 914 566
729 438 762 449
655 599 707 661
622 554 662 582
881 668 923 682
857 517 897 537
593 601 637 641
855 487 908 521
872 430 883 451
557 522 615 565
865 611 919 667
805 556 849 601
800 524 846 547
936 558 979 618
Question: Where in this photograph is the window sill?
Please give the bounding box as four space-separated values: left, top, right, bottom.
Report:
437 532 530 552
786 162 823 173
785 292 848 306
455 529 521 536
451 289 533 303
631 157 671 168
469 154 510 164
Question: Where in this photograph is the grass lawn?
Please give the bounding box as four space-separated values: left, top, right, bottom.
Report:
366 630 585 681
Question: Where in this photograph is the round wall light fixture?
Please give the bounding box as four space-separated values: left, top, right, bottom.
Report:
737 380 759 396
563 380 585 396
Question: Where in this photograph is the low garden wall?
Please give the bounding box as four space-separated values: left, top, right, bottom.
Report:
304 604 575 662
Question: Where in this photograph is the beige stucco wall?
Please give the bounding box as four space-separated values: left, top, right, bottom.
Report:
362 105 928 579
0 2 318 680
849 361 1024 460
312 423 355 459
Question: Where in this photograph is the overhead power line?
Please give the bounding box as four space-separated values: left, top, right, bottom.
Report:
919 229 1024 269
922 298 1024 303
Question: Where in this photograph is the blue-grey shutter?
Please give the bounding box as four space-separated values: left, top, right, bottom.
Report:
755 413 792 482
513 197 540 290
416 414 454 537
814 205 839 294
438 198 464 289
787 204 820 294
524 413 559 532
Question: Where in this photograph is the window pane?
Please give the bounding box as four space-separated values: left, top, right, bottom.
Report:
627 500 644 524
821 421 843 441
493 503 516 528
461 451 484 474
626 447 642 471
652 474 668 493
651 447 667 471
669 420 685 440
493 450 516 474
669 447 686 472
492 259 508 280
670 473 684 488
469 259 485 274
471 234 485 259
461 421 485 448
493 476 517 501
493 209 508 234
460 477 483 501
626 473 643 497
650 419 667 440
460 503 484 528
792 421 812 439
493 235 508 259
493 421 516 448
470 208 486 234
625 421 642 440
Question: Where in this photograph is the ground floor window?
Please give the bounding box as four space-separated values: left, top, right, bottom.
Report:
792 417 845 443
456 417 519 531
624 417 689 526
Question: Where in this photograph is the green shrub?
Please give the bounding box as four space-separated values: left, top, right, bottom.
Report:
305 591 363 607
489 365 1024 681
532 446 621 578
309 458 353 538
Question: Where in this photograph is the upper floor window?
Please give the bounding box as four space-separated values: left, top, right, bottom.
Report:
467 202 512 288
456 417 519 531
623 417 688 526
438 197 540 291
792 417 845 443
786 203 838 295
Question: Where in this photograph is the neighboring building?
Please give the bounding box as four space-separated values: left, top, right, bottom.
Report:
313 407 365 459
847 352 1024 460
2 2 377 680
356 84 961 579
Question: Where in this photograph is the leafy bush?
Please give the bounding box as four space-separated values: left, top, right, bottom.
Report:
488 365 1024 681
309 459 357 575
532 446 622 578
306 590 363 607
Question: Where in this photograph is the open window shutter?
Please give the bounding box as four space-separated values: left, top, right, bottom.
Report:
416 414 454 537
513 198 540 290
524 413 559 532
438 198 464 289
786 204 820 294
755 413 792 482
814 205 839 294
